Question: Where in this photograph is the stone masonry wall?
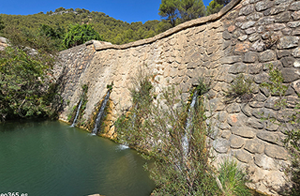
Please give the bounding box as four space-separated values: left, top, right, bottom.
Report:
54 43 96 121
55 0 300 194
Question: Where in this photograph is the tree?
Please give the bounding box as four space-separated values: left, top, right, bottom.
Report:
39 24 65 50
55 7 66 13
159 0 180 27
0 32 59 121
63 24 103 49
206 0 224 15
216 0 230 5
0 16 4 32
39 24 64 40
179 0 206 22
159 0 206 26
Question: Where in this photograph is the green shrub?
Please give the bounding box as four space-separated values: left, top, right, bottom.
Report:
0 38 59 121
226 74 254 102
261 64 300 195
116 70 221 195
63 24 103 49
218 159 251 196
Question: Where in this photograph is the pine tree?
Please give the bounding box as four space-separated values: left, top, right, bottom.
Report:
159 0 180 27
206 0 223 15
179 0 206 22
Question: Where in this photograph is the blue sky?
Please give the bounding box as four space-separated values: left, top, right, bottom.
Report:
0 0 212 23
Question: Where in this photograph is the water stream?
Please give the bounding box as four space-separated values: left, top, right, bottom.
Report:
182 90 198 158
92 91 111 135
71 98 83 127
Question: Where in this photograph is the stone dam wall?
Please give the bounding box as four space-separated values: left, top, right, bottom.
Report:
54 0 300 194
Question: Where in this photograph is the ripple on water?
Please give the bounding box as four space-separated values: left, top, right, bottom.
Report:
0 120 154 196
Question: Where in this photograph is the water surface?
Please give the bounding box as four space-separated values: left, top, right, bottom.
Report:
0 120 154 196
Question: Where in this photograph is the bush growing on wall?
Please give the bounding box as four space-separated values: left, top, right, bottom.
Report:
115 68 223 194
261 64 300 195
225 73 254 103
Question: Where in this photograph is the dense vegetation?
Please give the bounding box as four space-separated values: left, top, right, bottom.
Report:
0 44 60 122
0 17 62 122
261 65 300 195
63 24 103 48
0 9 163 47
0 0 229 48
159 0 208 26
115 68 250 195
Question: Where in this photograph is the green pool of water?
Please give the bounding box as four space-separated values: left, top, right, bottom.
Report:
0 120 154 196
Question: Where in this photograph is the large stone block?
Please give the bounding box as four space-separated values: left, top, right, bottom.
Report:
259 50 276 62
254 72 269 84
244 139 265 154
275 0 292 5
252 108 276 119
249 33 260 42
249 63 263 74
241 103 252 117
270 4 287 15
226 103 241 113
209 97 225 111
254 154 276 170
233 149 253 163
264 97 280 110
281 57 295 68
289 1 300 11
257 131 283 145
227 113 248 126
255 1 274 12
216 111 228 122
265 120 279 131
265 144 288 160
231 126 256 138
220 56 242 64
281 68 300 82
292 10 300 20
251 40 266 52
240 4 255 16
213 138 230 153
292 47 300 58
228 63 248 74
243 51 258 63
277 36 299 49
245 117 264 129
247 12 264 21
223 31 231 40
241 21 256 29
287 21 300 28
274 12 291 23
230 135 245 149
253 93 267 102
257 16 275 26
292 79 300 94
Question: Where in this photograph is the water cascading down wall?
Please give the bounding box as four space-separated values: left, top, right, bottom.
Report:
54 0 300 194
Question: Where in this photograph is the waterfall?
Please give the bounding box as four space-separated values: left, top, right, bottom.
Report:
182 90 198 158
71 98 83 127
92 90 111 135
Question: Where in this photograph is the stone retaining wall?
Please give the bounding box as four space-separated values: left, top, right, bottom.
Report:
55 0 300 194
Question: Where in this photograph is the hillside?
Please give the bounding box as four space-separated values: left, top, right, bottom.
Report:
0 7 168 46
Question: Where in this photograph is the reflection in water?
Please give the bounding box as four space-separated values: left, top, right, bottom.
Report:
0 120 154 196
